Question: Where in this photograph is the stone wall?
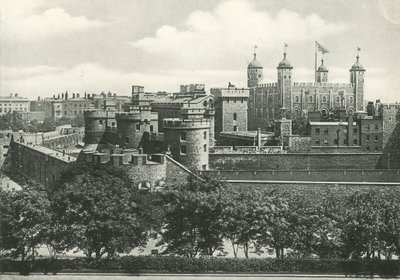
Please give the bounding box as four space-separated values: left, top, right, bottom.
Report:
286 135 312 152
9 140 75 191
200 169 400 183
209 153 382 170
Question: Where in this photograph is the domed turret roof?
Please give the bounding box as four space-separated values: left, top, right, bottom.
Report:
248 53 263 68
277 53 292 68
351 55 365 71
317 59 328 72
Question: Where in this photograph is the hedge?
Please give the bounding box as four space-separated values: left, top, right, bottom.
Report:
1 256 400 277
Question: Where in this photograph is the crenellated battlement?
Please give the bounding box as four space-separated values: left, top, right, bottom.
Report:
292 82 353 88
163 118 210 129
381 103 400 110
81 150 166 167
115 112 142 120
84 109 116 119
258 83 278 88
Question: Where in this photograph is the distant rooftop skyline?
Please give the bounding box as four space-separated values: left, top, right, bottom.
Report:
1 0 399 102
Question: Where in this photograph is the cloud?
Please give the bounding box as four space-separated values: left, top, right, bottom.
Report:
1 2 106 41
130 0 347 70
0 63 245 98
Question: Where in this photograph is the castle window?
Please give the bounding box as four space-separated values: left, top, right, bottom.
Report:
374 124 379 130
233 113 237 121
99 120 103 125
233 125 238 132
353 128 358 134
343 139 348 145
322 96 327 103
366 146 370 151
180 145 187 154
125 136 129 144
315 128 320 135
203 101 208 107
334 139 338 145
323 139 328 146
353 139 358 145
204 131 207 139
349 97 354 103
295 96 299 103
375 135 379 141
150 125 154 132
324 128 328 135
203 144 207 152
315 139 320 145
112 122 116 127
309 96 313 103
366 124 370 131
366 135 370 141
180 132 186 141
375 146 379 151
135 124 140 131
202 164 207 170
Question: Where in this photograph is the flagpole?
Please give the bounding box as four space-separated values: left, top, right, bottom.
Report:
314 41 317 82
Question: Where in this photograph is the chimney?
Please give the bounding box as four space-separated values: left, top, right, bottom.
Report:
108 91 112 97
37 96 40 100
113 93 116 98
72 93 76 99
62 93 64 99
15 93 18 98
58 93 60 99
77 93 80 98
53 94 55 99
84 92 87 99
65 92 68 100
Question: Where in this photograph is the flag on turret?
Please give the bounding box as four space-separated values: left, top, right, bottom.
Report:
316 41 329 54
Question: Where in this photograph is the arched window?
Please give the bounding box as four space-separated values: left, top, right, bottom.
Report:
295 96 299 103
203 100 208 107
322 96 327 103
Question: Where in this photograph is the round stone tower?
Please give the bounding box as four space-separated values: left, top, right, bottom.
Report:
316 59 328 83
84 110 115 145
163 118 210 171
247 51 263 88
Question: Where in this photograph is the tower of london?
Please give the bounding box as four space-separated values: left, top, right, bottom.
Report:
248 50 366 130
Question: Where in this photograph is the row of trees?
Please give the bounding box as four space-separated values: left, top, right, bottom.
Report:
2 164 400 261
0 112 84 133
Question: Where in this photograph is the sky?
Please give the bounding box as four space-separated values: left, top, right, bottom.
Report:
1 0 400 102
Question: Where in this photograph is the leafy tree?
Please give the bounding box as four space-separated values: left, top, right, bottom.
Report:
159 176 225 257
291 113 310 135
0 112 27 131
0 184 50 262
50 162 159 259
221 187 277 258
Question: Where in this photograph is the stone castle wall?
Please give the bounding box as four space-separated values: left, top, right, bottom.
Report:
200 169 400 183
209 153 382 171
10 140 76 191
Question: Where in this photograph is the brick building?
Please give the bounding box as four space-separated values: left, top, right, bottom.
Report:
309 110 383 152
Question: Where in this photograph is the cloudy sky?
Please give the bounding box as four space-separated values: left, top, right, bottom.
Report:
1 0 400 102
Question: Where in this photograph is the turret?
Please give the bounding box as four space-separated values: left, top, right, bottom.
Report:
350 51 366 111
163 118 210 171
316 59 328 83
277 50 293 111
247 48 263 88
